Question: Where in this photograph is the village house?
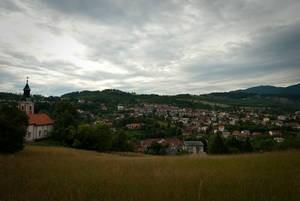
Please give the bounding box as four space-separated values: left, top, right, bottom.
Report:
126 123 142 129
222 131 231 138
232 130 241 137
269 130 282 137
183 141 204 154
252 132 262 136
18 79 54 142
218 124 225 132
275 121 284 127
277 115 287 121
241 130 251 137
117 105 125 111
263 117 270 123
274 137 285 143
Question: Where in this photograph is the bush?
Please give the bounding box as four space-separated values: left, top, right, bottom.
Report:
0 105 28 153
112 130 133 152
146 142 169 155
208 133 228 154
225 136 253 153
251 135 276 151
72 124 112 151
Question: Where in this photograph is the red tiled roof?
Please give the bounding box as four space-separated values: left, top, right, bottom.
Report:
141 138 183 146
28 113 54 126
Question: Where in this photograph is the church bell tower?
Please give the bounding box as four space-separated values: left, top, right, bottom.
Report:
18 77 34 115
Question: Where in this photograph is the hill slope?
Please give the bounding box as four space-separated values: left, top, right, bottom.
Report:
239 83 300 95
0 145 299 201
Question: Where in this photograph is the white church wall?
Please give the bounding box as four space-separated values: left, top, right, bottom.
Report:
18 101 34 115
26 125 35 141
25 124 53 142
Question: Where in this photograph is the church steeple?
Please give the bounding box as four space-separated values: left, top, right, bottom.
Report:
19 77 34 115
23 77 31 98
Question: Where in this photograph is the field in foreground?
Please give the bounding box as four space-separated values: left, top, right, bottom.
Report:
0 146 299 201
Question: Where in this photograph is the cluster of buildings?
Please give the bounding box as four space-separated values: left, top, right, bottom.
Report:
115 103 300 137
136 138 204 155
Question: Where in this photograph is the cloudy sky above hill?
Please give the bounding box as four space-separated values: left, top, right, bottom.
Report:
0 0 300 96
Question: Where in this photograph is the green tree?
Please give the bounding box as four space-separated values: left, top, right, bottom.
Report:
113 130 132 151
241 137 253 153
52 100 78 144
208 133 228 154
251 135 276 151
146 142 169 155
0 105 28 153
73 124 97 150
94 124 112 151
72 124 113 151
225 136 242 153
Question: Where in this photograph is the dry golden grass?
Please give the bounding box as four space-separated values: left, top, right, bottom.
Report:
0 146 299 201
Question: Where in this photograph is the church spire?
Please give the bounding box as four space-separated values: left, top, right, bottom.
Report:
23 76 31 98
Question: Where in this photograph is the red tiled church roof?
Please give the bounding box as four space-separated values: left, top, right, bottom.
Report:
28 113 54 126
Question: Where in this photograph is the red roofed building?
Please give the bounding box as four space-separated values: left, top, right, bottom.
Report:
18 78 54 141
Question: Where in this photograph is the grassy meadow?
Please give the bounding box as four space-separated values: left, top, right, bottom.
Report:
0 146 299 201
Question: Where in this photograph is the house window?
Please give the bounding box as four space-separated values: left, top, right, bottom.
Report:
27 132 31 138
21 106 24 110
39 130 42 137
29 106 32 111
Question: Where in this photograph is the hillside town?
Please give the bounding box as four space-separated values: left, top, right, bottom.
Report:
1 80 300 155
89 102 300 153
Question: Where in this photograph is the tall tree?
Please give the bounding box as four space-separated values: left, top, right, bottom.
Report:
52 100 78 144
0 105 28 153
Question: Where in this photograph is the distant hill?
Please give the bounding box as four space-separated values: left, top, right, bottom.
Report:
63 89 133 98
0 92 21 100
1 83 300 112
236 83 300 95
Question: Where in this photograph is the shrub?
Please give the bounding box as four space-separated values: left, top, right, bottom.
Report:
208 133 228 154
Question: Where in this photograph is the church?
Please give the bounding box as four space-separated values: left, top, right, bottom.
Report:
18 79 54 141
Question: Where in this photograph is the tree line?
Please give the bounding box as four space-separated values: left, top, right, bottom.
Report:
51 101 133 152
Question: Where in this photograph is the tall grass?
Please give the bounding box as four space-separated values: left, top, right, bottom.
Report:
0 146 299 201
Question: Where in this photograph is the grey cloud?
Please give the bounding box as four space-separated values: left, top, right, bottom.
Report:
0 0 300 95
35 0 182 26
0 0 22 13
184 22 300 85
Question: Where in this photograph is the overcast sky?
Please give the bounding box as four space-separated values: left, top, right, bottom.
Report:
0 0 300 96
